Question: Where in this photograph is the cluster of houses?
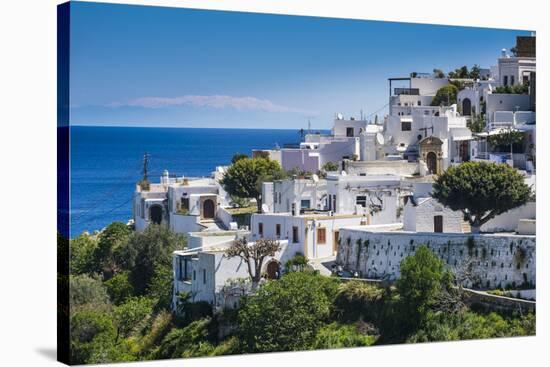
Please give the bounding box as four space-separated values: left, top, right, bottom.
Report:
132 35 536 312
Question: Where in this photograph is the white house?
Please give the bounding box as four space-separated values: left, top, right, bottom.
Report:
250 212 367 259
172 238 300 311
403 194 467 234
325 173 400 224
133 169 231 234
268 177 327 214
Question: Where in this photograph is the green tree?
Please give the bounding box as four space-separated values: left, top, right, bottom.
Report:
494 84 529 94
467 114 486 133
448 65 469 79
104 271 134 305
225 237 281 287
93 221 131 277
469 64 481 80
488 128 524 156
220 157 284 212
147 265 174 311
70 234 98 275
396 246 452 330
431 84 458 106
113 297 154 341
238 271 338 352
69 274 110 312
231 153 249 164
433 68 445 78
120 224 185 295
432 162 532 232
70 309 117 364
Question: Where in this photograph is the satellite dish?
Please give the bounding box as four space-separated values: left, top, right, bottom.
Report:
341 170 347 176
376 133 385 145
312 174 319 183
261 204 269 213
337 113 343 120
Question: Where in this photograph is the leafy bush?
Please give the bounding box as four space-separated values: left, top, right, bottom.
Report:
322 161 339 172
238 271 338 352
432 161 532 231
94 221 132 277
314 322 377 349
333 281 385 323
104 271 134 305
69 274 110 312
155 318 217 359
70 309 117 364
407 311 536 343
396 246 453 330
431 84 458 106
114 297 155 339
70 234 98 275
285 252 309 272
119 224 185 295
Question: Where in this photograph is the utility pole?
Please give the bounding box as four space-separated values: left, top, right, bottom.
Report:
142 152 150 182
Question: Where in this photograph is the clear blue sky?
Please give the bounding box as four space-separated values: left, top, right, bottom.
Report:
69 1 530 129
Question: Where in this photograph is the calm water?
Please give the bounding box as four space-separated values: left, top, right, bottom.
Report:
70 126 307 237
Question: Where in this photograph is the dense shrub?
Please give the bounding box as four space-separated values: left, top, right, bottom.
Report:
313 322 377 349
333 281 385 322
238 271 338 352
104 271 134 305
69 274 110 312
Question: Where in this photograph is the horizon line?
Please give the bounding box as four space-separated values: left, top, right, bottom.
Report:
69 124 332 131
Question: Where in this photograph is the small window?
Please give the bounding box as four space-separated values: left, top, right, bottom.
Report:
346 127 354 137
510 75 515 86
203 269 206 284
276 224 281 238
417 100 421 106
193 270 196 281
356 196 367 207
401 121 412 131
258 222 263 237
292 226 299 243
300 199 311 209
503 75 508 86
317 228 326 244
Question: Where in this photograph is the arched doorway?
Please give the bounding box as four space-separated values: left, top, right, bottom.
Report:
426 152 437 174
266 261 280 279
203 199 215 219
462 98 472 116
150 205 163 224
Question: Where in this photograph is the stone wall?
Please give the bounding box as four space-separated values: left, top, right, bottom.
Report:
336 229 535 290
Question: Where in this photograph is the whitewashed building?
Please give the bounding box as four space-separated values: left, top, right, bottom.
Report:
133 168 231 234
172 238 301 311
250 212 367 259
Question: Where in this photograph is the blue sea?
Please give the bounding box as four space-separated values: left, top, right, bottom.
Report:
70 126 308 237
